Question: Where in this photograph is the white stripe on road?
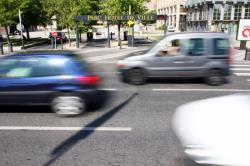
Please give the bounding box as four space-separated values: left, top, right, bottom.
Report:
234 73 250 76
0 126 132 131
87 48 147 62
99 88 117 91
94 61 117 64
98 72 116 74
231 68 250 71
231 65 250 67
152 88 250 92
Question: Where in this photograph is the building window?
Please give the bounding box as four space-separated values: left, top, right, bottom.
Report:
234 5 242 20
245 6 250 19
199 10 202 20
224 4 232 20
213 4 221 20
180 5 185 13
203 9 207 20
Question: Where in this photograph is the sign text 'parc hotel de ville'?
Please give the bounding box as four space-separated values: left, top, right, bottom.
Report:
74 15 156 22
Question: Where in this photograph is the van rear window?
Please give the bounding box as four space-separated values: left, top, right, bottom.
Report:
213 38 229 55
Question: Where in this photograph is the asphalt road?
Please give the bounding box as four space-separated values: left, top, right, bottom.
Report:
0 46 250 166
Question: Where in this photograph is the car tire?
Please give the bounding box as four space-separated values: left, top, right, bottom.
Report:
127 68 145 85
205 69 224 86
51 93 85 116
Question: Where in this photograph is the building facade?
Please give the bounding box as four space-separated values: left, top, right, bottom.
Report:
185 0 250 34
157 0 187 31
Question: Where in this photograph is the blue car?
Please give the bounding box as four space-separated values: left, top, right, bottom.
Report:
0 51 100 116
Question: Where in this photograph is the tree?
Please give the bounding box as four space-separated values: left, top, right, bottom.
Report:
100 0 147 15
142 9 157 25
100 0 148 47
19 0 47 40
42 0 97 46
0 0 19 45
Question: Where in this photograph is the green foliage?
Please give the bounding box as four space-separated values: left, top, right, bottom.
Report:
0 0 19 27
100 0 147 15
19 0 47 27
142 9 157 25
42 0 99 29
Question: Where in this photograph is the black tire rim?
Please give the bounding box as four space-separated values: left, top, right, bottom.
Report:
208 70 223 85
130 69 144 84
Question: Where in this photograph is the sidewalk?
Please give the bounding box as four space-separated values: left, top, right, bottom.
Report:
229 34 247 61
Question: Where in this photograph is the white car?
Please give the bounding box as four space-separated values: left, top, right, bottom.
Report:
172 93 250 166
167 26 175 32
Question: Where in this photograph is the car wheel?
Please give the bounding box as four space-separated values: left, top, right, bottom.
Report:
127 68 145 85
205 69 224 86
51 94 85 116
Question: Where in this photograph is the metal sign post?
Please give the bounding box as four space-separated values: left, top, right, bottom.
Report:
54 37 57 49
51 32 58 50
0 34 3 55
18 9 24 49
107 22 110 48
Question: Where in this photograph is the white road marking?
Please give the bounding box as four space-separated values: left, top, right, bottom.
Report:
99 88 117 91
233 61 250 64
234 73 250 76
247 79 250 82
152 88 250 92
98 72 116 74
87 48 147 62
94 61 117 64
231 65 250 67
231 68 250 71
0 126 132 131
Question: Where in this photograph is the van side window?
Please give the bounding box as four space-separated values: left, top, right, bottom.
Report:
213 38 229 55
183 38 205 56
158 39 181 57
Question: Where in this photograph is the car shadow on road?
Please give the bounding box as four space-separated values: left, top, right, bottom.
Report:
43 93 138 166
0 90 112 114
147 77 231 85
0 105 51 113
147 78 205 84
86 89 113 112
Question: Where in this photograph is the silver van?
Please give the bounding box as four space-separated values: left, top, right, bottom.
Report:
117 32 231 86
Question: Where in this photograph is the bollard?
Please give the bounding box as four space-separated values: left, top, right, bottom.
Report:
245 48 250 61
61 38 63 50
0 42 3 55
110 32 113 40
51 38 54 49
0 34 3 55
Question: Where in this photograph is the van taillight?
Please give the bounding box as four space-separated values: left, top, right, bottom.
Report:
75 76 99 85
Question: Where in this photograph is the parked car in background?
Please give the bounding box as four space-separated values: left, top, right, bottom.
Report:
48 31 68 44
167 26 175 32
0 51 100 116
172 93 250 166
117 32 231 86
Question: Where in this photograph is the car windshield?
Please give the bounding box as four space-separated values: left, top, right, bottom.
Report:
146 36 169 55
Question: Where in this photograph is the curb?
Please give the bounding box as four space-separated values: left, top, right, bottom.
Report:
23 41 48 49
